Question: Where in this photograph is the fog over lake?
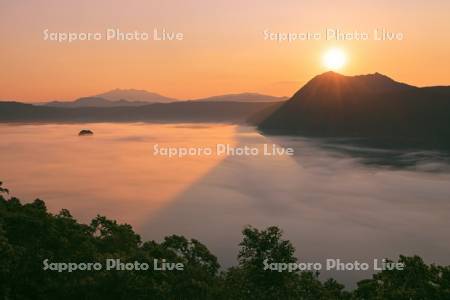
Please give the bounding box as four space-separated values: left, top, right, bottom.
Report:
1 123 450 286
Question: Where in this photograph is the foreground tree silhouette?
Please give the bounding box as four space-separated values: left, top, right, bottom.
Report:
225 226 302 299
354 255 450 300
224 226 350 300
0 187 220 299
1 182 449 299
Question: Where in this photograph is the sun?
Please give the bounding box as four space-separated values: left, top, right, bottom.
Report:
323 48 347 71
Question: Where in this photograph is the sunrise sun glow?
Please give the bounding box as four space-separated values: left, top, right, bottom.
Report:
323 48 347 71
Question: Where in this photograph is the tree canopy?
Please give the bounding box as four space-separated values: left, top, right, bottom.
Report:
0 182 448 299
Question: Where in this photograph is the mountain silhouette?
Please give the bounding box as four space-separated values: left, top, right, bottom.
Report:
43 92 287 107
45 97 149 108
0 101 278 123
193 93 288 102
44 89 177 107
258 72 450 148
300 71 415 93
94 88 177 103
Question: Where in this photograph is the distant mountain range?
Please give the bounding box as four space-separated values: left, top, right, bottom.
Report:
44 97 149 108
42 90 287 108
0 101 279 123
95 89 176 103
257 71 450 148
43 89 175 107
192 93 288 103
2 72 450 148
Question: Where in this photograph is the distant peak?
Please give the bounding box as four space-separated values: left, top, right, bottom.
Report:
318 71 345 77
359 72 389 78
312 71 400 85
372 72 389 77
316 71 390 80
109 88 147 93
323 70 342 75
94 89 177 103
353 72 402 85
312 71 348 82
296 71 416 98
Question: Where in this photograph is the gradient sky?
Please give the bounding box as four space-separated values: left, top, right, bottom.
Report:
0 0 449 102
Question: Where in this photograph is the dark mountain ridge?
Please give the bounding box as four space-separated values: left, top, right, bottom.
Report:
258 72 450 148
42 92 287 108
45 97 149 108
94 88 177 103
0 101 278 123
193 92 288 102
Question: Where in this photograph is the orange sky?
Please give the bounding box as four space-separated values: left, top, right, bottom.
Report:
0 0 449 102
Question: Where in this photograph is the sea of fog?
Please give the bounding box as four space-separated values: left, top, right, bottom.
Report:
1 123 450 287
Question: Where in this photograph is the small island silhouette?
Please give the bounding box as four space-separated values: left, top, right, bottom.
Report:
78 129 94 136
